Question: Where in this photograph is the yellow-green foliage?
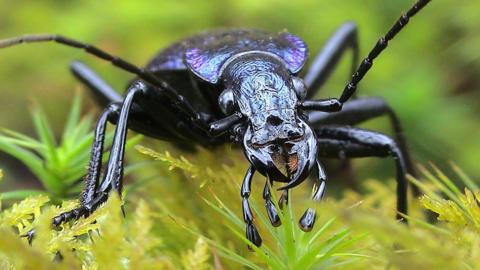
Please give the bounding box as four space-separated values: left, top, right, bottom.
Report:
181 238 211 270
0 194 174 269
1 146 480 269
339 164 480 270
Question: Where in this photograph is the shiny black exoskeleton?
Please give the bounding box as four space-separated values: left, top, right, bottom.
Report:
1 0 431 247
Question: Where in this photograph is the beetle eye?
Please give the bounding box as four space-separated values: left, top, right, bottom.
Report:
292 77 306 100
218 88 236 114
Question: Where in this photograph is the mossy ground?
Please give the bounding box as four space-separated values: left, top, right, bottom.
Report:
1 144 479 269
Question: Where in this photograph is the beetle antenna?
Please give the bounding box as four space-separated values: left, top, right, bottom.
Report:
0 34 180 100
338 0 431 103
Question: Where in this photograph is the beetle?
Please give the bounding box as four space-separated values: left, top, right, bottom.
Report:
0 0 430 247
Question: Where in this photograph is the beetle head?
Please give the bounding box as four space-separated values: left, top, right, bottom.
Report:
242 117 317 189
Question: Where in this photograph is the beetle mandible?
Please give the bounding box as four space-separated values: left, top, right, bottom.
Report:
0 0 431 247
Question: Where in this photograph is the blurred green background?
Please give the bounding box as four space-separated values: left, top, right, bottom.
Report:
0 0 479 192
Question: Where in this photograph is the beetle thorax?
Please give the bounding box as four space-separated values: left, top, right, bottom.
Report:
238 71 297 128
222 53 302 144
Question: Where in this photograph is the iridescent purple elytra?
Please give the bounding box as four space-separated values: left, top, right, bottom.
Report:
147 29 308 83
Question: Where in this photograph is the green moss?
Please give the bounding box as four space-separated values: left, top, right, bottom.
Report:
2 147 480 269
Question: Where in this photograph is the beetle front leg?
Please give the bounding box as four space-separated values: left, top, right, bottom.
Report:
21 105 119 243
52 81 145 226
299 160 327 232
80 104 120 205
241 166 262 248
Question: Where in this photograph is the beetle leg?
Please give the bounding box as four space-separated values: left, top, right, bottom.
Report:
70 62 174 140
303 22 358 98
308 97 415 179
70 61 123 106
96 82 145 198
80 104 120 206
241 166 262 248
263 180 281 227
52 81 145 226
22 104 119 241
315 126 409 221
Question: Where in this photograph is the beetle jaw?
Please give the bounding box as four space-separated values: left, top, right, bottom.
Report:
242 119 317 188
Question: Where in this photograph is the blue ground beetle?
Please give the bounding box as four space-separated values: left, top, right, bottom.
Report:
0 0 430 247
